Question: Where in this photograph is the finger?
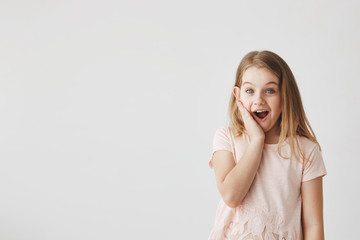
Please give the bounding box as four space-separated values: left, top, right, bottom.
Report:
237 99 247 116
239 100 251 113
236 99 246 115
237 100 257 125
237 99 250 117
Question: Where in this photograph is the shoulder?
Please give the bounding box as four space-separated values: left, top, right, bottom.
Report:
214 125 229 134
296 136 323 165
212 126 231 139
297 136 327 182
213 126 244 141
296 135 320 153
209 126 234 168
213 125 233 134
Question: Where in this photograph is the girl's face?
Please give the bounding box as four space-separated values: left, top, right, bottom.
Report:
236 66 282 134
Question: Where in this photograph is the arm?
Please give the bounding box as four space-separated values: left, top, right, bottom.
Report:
212 139 264 208
211 91 265 208
301 176 325 240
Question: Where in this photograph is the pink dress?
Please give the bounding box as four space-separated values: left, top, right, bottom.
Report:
208 126 327 240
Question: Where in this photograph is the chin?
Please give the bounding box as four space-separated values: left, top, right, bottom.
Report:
260 122 276 133
259 122 271 131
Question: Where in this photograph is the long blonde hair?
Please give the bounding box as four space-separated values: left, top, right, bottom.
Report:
228 50 320 162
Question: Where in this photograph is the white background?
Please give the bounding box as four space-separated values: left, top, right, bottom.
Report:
0 0 359 239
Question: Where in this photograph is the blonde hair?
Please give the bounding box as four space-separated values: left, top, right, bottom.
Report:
228 50 320 162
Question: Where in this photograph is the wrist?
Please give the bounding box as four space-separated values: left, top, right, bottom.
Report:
250 136 265 145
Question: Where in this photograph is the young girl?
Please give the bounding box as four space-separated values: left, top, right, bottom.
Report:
208 50 327 240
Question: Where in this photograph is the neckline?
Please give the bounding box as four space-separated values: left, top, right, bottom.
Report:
228 127 286 148
264 142 279 148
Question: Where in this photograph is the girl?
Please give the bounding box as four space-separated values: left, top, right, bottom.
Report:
208 50 327 240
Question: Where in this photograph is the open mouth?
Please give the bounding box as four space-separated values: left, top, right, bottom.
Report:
253 110 269 121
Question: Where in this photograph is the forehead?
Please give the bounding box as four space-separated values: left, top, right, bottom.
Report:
242 66 279 86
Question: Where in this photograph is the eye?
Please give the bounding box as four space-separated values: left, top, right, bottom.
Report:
266 89 275 94
245 89 254 94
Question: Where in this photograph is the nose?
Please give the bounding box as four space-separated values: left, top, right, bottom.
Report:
253 93 265 106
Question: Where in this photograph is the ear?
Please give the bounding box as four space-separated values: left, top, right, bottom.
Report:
233 86 240 100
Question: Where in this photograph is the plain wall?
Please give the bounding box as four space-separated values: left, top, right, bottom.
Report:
0 0 359 239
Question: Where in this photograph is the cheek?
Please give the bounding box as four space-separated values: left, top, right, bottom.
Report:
269 98 282 112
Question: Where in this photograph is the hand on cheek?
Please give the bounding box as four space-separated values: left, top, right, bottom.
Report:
238 93 250 113
236 94 265 142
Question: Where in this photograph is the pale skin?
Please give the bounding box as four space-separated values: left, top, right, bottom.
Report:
212 67 324 239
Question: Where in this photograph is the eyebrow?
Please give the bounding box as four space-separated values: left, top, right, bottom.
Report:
242 81 279 86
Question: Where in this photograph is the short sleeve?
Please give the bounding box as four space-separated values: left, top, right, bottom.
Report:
302 145 327 182
208 127 234 169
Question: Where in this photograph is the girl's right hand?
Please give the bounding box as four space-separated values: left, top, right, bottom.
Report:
236 99 265 142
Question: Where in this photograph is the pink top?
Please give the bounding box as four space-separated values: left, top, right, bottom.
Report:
208 126 327 240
